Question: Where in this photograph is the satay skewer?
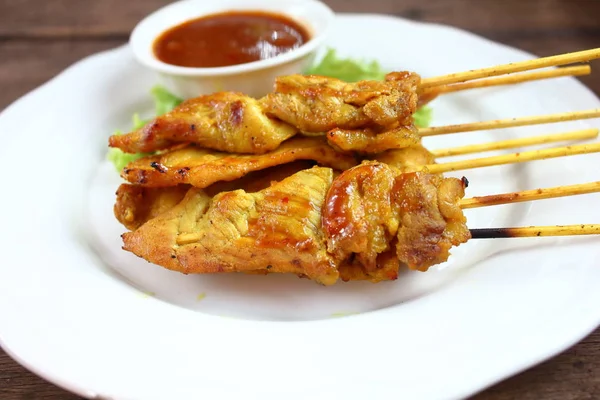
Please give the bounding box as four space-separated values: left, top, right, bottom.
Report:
460 181 600 209
421 142 600 174
420 48 600 88
419 109 600 137
432 128 598 157
423 65 591 97
470 224 600 238
176 178 600 246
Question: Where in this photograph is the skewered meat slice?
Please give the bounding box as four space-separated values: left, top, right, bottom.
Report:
122 167 341 285
338 249 401 283
120 137 356 188
109 92 298 154
394 172 471 271
326 125 419 154
203 160 318 196
261 71 420 132
114 185 190 230
374 143 436 171
114 161 316 230
323 162 400 272
119 163 469 284
323 161 470 274
110 72 421 155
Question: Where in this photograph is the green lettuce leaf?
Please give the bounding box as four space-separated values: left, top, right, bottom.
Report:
413 106 432 128
151 85 183 115
306 48 387 82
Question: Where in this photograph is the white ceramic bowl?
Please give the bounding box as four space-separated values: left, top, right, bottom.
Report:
129 0 334 99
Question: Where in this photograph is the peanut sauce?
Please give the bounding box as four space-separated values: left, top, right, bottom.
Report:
153 11 311 68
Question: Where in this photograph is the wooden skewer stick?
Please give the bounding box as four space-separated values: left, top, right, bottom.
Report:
470 224 600 238
422 142 600 174
177 224 600 244
419 109 600 137
432 128 598 157
460 181 600 209
425 65 591 95
420 48 600 88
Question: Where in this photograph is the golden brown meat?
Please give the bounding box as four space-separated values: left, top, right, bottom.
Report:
338 249 401 283
121 137 356 188
322 162 470 276
114 161 317 230
261 71 420 132
394 172 471 271
114 184 190 230
109 92 297 154
375 143 436 171
122 167 341 285
204 160 318 196
322 162 400 272
327 125 419 154
119 164 469 284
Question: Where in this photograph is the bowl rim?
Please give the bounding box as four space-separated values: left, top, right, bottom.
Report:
129 0 335 77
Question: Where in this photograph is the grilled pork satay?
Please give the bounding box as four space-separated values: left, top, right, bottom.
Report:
119 161 469 284
323 161 470 274
114 161 317 230
109 92 298 154
120 137 356 188
374 143 437 171
109 72 421 155
261 71 420 132
122 167 341 285
326 125 419 154
338 249 401 283
114 185 190 231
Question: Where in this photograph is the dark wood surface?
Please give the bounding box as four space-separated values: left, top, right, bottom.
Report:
0 0 599 398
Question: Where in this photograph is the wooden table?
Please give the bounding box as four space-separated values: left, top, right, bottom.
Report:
1 0 599 398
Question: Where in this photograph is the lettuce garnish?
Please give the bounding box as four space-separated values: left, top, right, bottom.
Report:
306 48 387 82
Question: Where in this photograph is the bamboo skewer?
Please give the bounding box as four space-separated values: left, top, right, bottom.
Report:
177 224 600 244
424 65 591 96
460 181 600 209
432 128 598 157
421 142 600 174
470 224 600 238
419 109 600 137
420 48 600 88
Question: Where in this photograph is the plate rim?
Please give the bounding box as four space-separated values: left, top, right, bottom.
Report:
1 12 599 400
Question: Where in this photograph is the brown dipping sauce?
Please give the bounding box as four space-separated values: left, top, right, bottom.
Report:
153 11 311 68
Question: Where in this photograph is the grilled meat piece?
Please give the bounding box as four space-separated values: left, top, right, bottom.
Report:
122 167 341 285
323 162 400 272
114 185 190 231
114 161 317 230
375 143 436 171
119 161 469 284
109 92 298 154
110 72 421 155
262 72 420 132
121 137 356 188
327 125 419 154
394 171 471 271
323 161 470 275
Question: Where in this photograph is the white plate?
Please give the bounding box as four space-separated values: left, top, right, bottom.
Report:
1 14 599 400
